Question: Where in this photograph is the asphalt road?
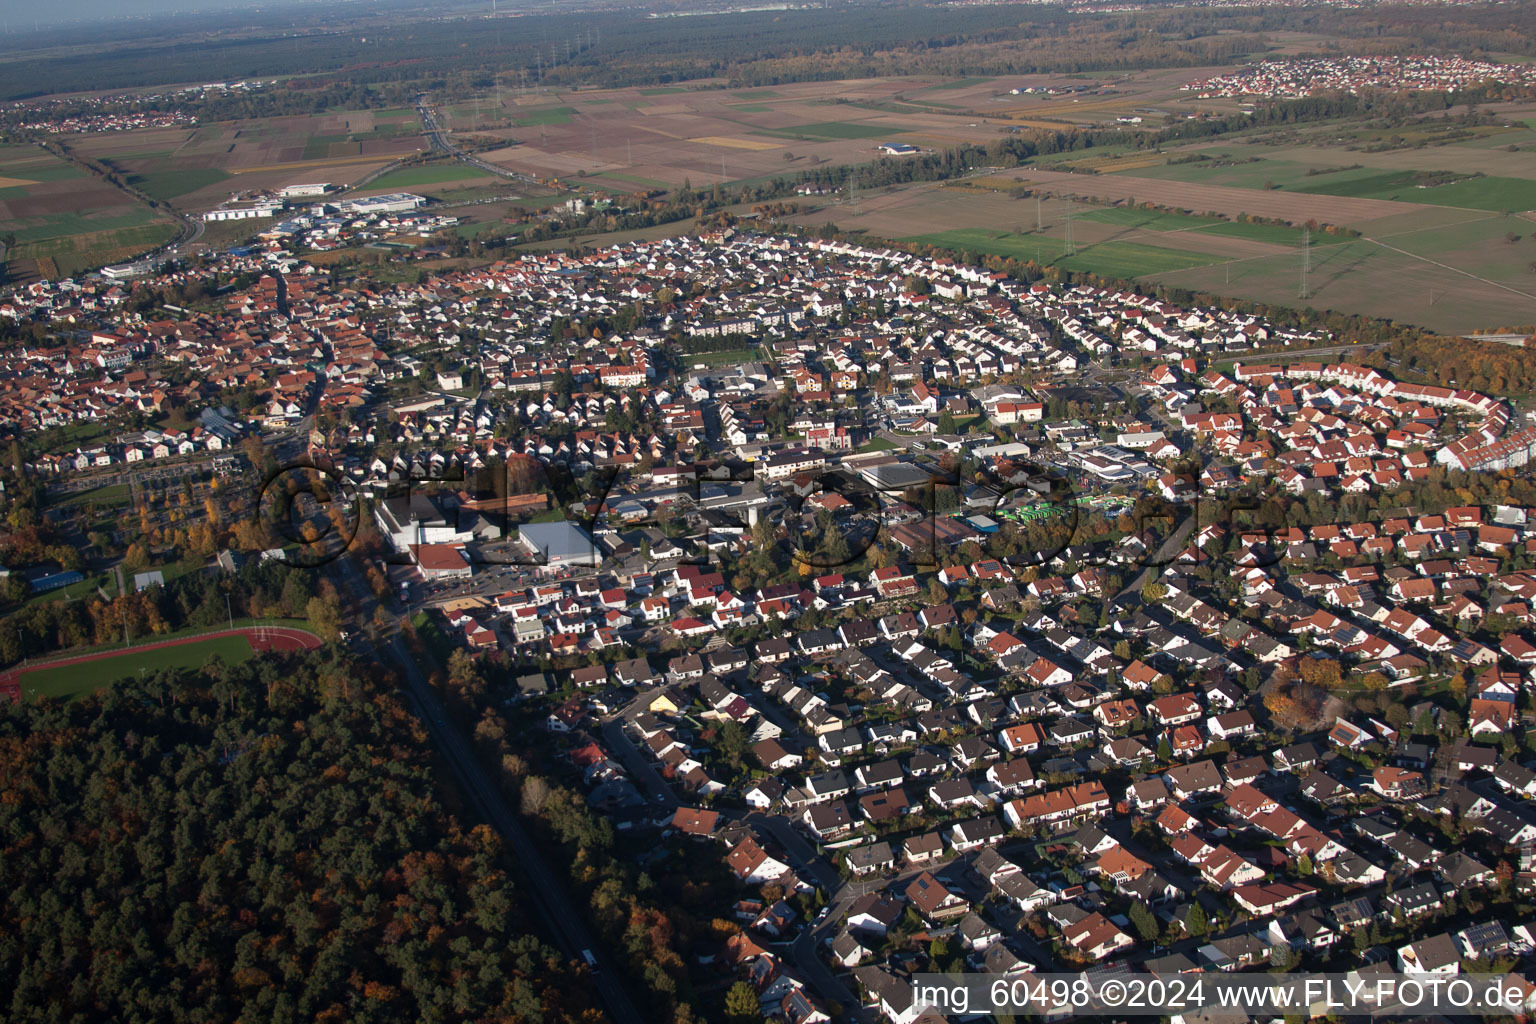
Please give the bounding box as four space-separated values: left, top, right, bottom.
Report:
1113 510 1197 606
416 94 542 188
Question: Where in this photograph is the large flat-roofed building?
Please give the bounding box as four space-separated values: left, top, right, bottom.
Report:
375 493 474 552
203 203 281 222
341 192 427 215
279 183 335 198
518 521 601 570
858 460 936 492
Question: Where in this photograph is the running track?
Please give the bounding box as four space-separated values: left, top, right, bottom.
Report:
0 626 322 700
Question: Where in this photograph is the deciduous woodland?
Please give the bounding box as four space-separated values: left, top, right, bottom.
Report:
0 651 598 1024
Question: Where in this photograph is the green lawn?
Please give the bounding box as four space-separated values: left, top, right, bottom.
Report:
126 167 230 201
516 106 575 126
858 436 899 453
22 574 113 611
366 164 493 190
685 347 763 366
21 634 254 699
47 480 131 510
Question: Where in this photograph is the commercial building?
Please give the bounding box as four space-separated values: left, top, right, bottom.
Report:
203 204 281 222
278 183 335 198
518 521 601 570
340 193 427 215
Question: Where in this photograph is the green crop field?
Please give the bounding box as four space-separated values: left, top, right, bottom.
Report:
775 121 907 140
516 105 575 126
731 89 782 100
1079 207 1221 231
1408 175 1536 212
1283 171 1536 211
1199 220 1313 245
1109 156 1313 191
922 76 993 90
126 167 230 201
903 227 1224 278
11 215 180 277
592 170 672 189
365 164 493 189
21 634 255 700
9 207 159 244
1056 240 1224 278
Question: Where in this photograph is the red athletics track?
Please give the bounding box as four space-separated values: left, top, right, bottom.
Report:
0 626 322 701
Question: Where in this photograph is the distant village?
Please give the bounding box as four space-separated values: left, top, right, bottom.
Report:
1184 55 1536 99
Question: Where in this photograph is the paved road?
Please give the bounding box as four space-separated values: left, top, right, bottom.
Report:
601 717 678 809
416 94 543 188
376 632 645 1024
1113 510 1197 606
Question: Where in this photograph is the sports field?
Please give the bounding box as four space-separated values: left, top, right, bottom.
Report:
4 625 322 701
19 635 255 699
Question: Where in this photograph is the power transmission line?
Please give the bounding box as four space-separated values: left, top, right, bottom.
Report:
1299 227 1311 299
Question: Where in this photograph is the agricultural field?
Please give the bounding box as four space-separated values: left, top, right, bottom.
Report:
363 163 499 191
65 109 426 213
0 144 178 282
793 141 1536 334
902 226 1227 277
469 68 1231 191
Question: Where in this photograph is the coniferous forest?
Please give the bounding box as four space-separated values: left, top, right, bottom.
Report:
0 651 595 1024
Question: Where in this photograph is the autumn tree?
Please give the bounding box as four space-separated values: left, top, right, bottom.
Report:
305 595 342 642
724 982 763 1024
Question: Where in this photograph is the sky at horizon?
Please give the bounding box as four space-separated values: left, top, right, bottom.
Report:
0 0 443 33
